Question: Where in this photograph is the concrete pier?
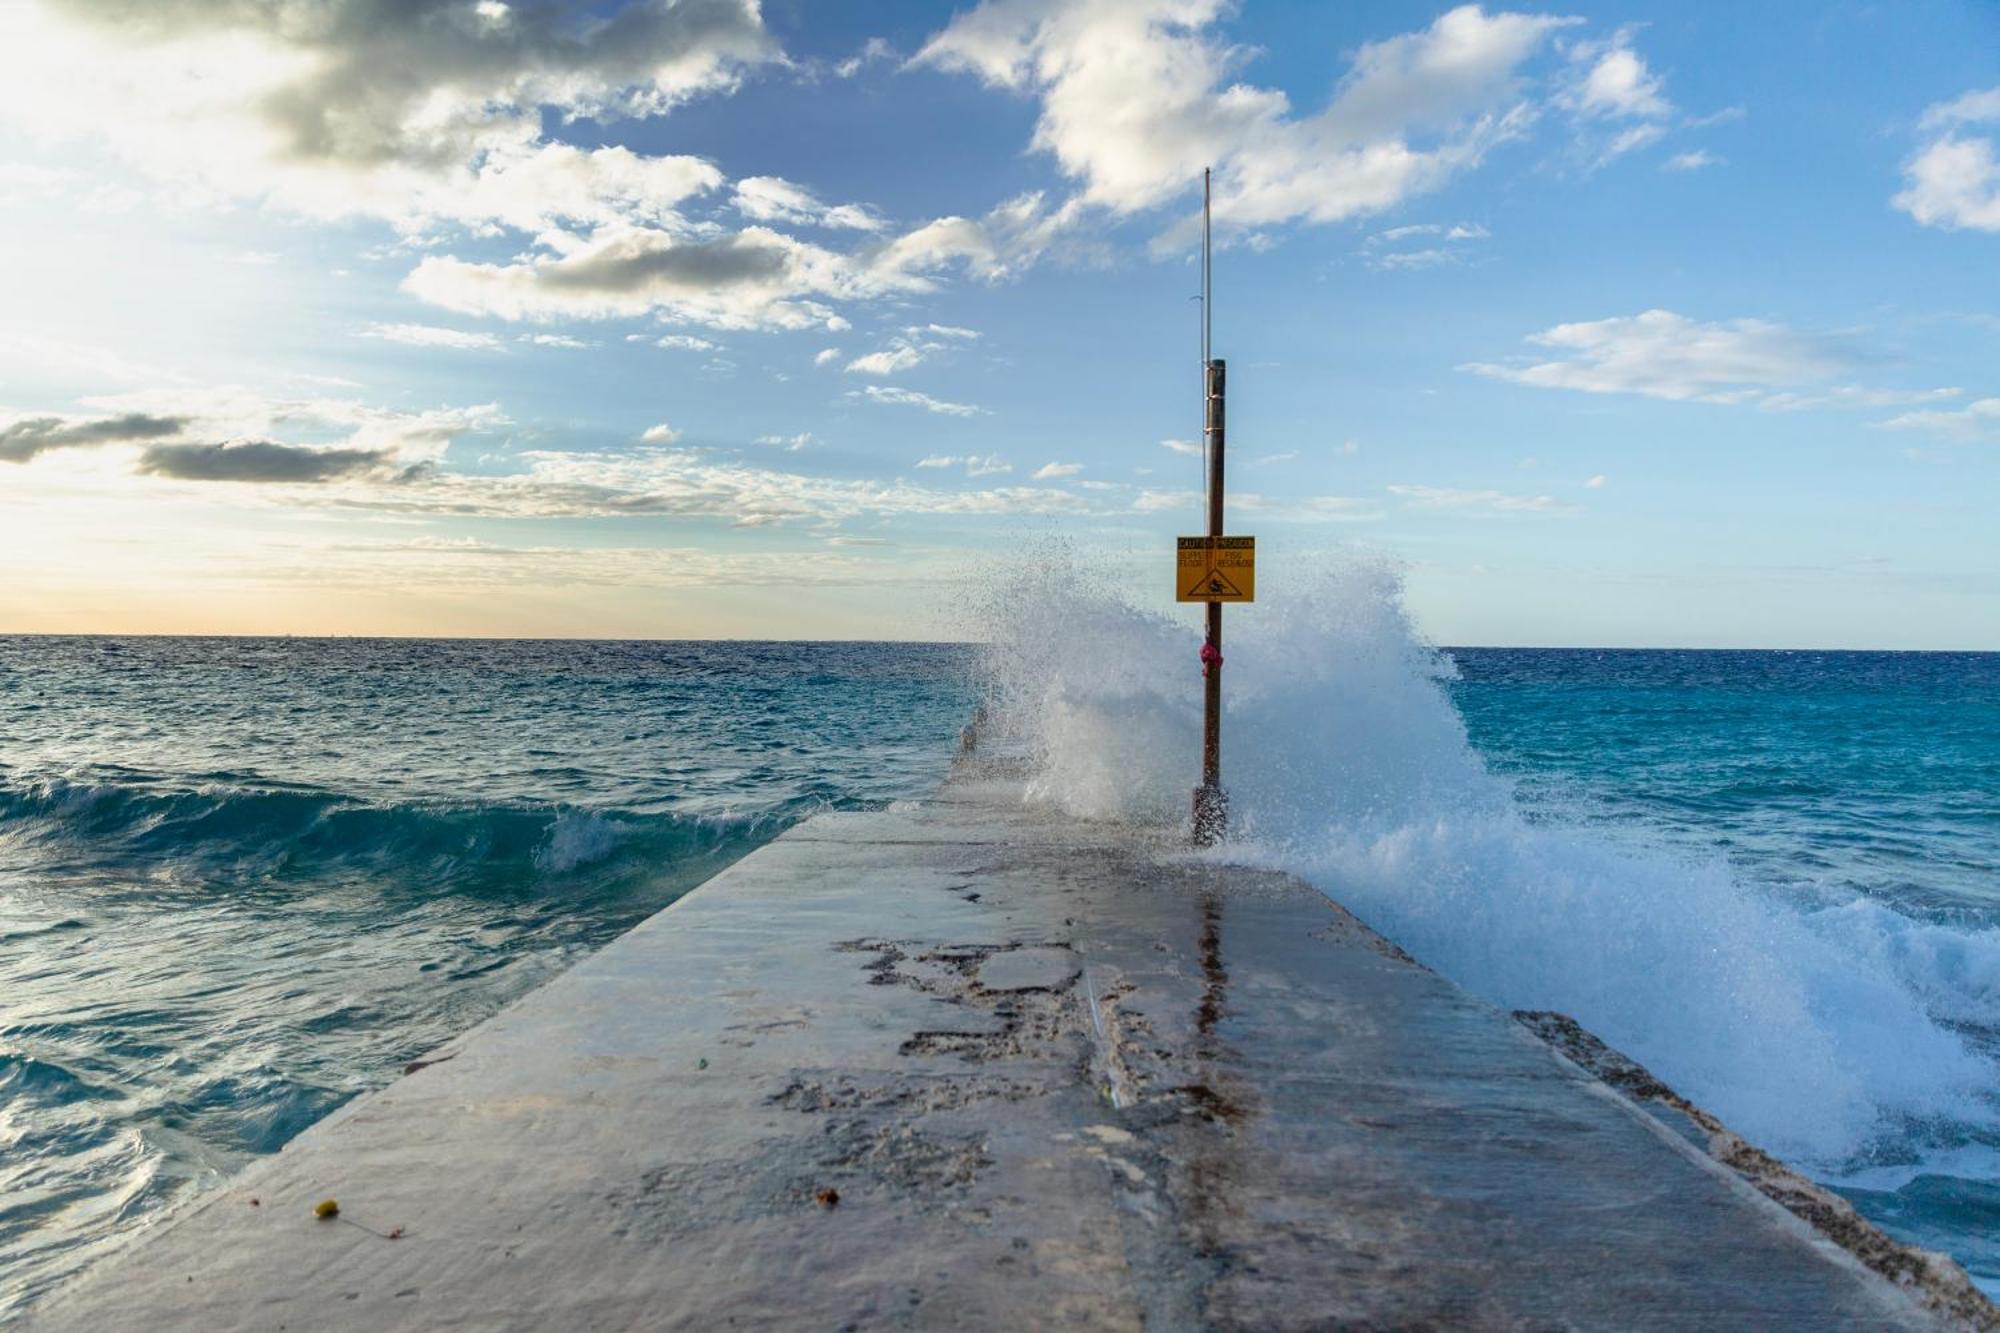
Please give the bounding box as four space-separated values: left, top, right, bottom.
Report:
30 759 1994 1330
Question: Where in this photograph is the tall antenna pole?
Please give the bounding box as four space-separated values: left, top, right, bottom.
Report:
1193 169 1228 846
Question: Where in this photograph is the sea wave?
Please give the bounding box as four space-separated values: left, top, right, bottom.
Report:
0 772 787 899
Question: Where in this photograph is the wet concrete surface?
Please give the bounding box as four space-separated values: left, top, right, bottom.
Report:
28 759 1992 1330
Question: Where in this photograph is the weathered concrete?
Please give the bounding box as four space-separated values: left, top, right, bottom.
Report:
29 759 1993 1330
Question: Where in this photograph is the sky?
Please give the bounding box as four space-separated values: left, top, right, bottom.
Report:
0 0 1995 647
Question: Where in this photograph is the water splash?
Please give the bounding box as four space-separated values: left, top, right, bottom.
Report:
977 551 1999 1167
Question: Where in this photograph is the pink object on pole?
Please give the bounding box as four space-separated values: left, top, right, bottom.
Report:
1199 641 1223 675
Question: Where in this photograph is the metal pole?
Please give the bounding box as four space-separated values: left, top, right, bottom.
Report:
1192 168 1228 846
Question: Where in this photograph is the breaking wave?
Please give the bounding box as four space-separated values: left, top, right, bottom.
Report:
977 551 2000 1170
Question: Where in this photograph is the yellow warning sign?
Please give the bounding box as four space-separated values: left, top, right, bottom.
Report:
1177 536 1255 603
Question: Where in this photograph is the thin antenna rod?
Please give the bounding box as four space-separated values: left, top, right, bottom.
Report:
1202 167 1211 368
1201 167 1211 504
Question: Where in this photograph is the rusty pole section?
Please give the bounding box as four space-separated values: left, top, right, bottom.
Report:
1192 358 1228 845
1192 168 1228 846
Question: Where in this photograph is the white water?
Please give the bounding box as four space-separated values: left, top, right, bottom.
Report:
977 552 1999 1167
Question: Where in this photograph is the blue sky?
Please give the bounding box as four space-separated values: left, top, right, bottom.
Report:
0 0 1994 645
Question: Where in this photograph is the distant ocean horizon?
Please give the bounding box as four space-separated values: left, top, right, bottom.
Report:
2 633 1995 1313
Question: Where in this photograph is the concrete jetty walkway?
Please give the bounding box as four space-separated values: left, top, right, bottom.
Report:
32 759 1993 1330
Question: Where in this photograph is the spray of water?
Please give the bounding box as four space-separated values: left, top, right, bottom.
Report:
976 549 1997 1166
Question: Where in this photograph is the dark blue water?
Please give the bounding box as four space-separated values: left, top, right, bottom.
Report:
3 633 1996 1312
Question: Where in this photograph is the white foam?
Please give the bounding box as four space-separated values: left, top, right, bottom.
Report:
978 553 1998 1166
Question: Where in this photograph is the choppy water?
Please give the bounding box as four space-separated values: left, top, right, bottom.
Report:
5 588 1998 1314
0 637 975 1316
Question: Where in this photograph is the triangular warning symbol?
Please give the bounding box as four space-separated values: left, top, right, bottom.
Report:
1184 565 1244 598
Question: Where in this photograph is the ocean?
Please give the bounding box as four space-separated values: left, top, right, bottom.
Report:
2 584 1996 1313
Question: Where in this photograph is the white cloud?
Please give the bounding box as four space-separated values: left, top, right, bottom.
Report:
914 453 1011 476
1922 87 2000 130
1160 438 1203 456
814 347 843 367
919 2 1579 245
843 323 982 376
852 386 985 417
834 37 896 79
1032 461 1083 479
1585 473 1607 487
1880 397 2000 441
732 175 885 231
1896 88 2000 233
520 333 592 349
1369 247 1458 271
364 322 503 351
401 211 1013 332
1464 309 1863 405
846 345 928 376
1556 29 1676 165
1374 222 1488 243
1664 149 1721 171
1389 483 1572 512
0 1 770 235
754 432 815 450
1564 34 1669 120
653 334 723 352
641 423 682 445
1133 488 1197 512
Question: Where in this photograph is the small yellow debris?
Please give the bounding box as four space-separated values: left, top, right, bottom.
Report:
314 1199 340 1220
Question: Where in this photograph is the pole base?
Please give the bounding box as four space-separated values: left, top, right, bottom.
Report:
1191 783 1228 847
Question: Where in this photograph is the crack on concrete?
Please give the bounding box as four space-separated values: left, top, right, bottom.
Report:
1515 1010 2000 1332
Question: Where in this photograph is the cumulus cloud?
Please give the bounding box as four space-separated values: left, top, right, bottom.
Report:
1895 87 2000 233
920 2 1580 246
137 440 393 483
852 386 985 416
0 0 770 234
813 347 843 367
754 432 814 450
401 214 1014 331
0 410 186 462
641 423 682 444
1032 461 1082 479
365 322 503 351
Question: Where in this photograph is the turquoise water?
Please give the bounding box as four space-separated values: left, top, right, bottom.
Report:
0 637 975 1315
3 630 1997 1312
1447 648 2000 1280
